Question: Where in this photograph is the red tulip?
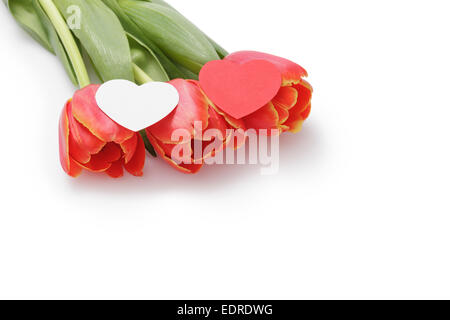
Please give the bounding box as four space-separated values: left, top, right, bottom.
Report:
224 51 313 134
146 79 244 174
59 85 146 178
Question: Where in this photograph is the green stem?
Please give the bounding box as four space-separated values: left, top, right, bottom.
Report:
139 130 157 157
39 0 90 88
132 63 153 85
132 64 156 156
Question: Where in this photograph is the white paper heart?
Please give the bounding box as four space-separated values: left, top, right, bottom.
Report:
95 79 180 132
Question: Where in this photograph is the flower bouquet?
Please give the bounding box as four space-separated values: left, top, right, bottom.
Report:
5 0 312 177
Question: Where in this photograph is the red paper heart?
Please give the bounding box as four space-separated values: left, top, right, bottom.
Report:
199 60 282 119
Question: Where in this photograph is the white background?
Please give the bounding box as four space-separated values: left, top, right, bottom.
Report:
0 0 449 299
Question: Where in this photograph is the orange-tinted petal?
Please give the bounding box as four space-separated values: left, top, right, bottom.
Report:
77 157 111 172
274 104 290 124
284 80 313 132
225 51 308 86
71 84 135 144
66 103 91 165
148 79 209 143
272 86 298 110
120 133 138 164
59 101 71 174
192 80 246 130
68 102 105 159
158 139 192 163
176 162 203 174
196 107 229 159
68 132 90 164
148 134 202 174
205 106 228 140
97 143 123 163
59 101 83 177
225 126 247 150
301 103 312 120
68 158 83 177
288 120 304 134
106 159 124 178
209 102 246 130
68 109 106 165
76 143 121 173
286 102 311 134
124 134 145 177
243 102 281 133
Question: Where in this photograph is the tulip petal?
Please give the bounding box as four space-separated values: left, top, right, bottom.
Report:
243 102 281 134
68 158 83 177
209 103 246 130
225 126 247 150
288 120 304 134
67 102 106 164
192 80 246 130
68 106 105 156
301 103 312 120
98 143 123 163
158 140 193 164
149 79 209 143
148 133 202 174
286 103 311 134
106 159 124 178
78 155 111 172
284 80 313 132
124 134 146 177
71 84 135 144
194 139 227 162
225 51 308 86
177 163 203 174
272 86 298 110
197 107 230 159
76 143 122 172
205 106 228 140
120 133 138 164
295 79 313 112
274 104 290 125
59 101 71 174
59 101 83 177
68 132 91 164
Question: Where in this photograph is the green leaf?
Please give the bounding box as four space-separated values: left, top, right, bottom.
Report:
54 0 133 82
101 0 146 39
149 0 229 58
32 0 78 85
101 0 188 79
128 33 169 82
172 62 199 81
206 35 228 59
118 0 219 74
5 0 54 52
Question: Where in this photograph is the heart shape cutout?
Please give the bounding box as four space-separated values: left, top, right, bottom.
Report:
199 60 282 119
95 80 179 132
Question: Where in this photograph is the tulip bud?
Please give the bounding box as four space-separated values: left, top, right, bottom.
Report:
118 0 220 74
146 79 244 174
59 85 146 178
223 51 313 134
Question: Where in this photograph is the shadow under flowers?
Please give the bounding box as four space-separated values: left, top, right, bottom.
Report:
66 123 324 196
